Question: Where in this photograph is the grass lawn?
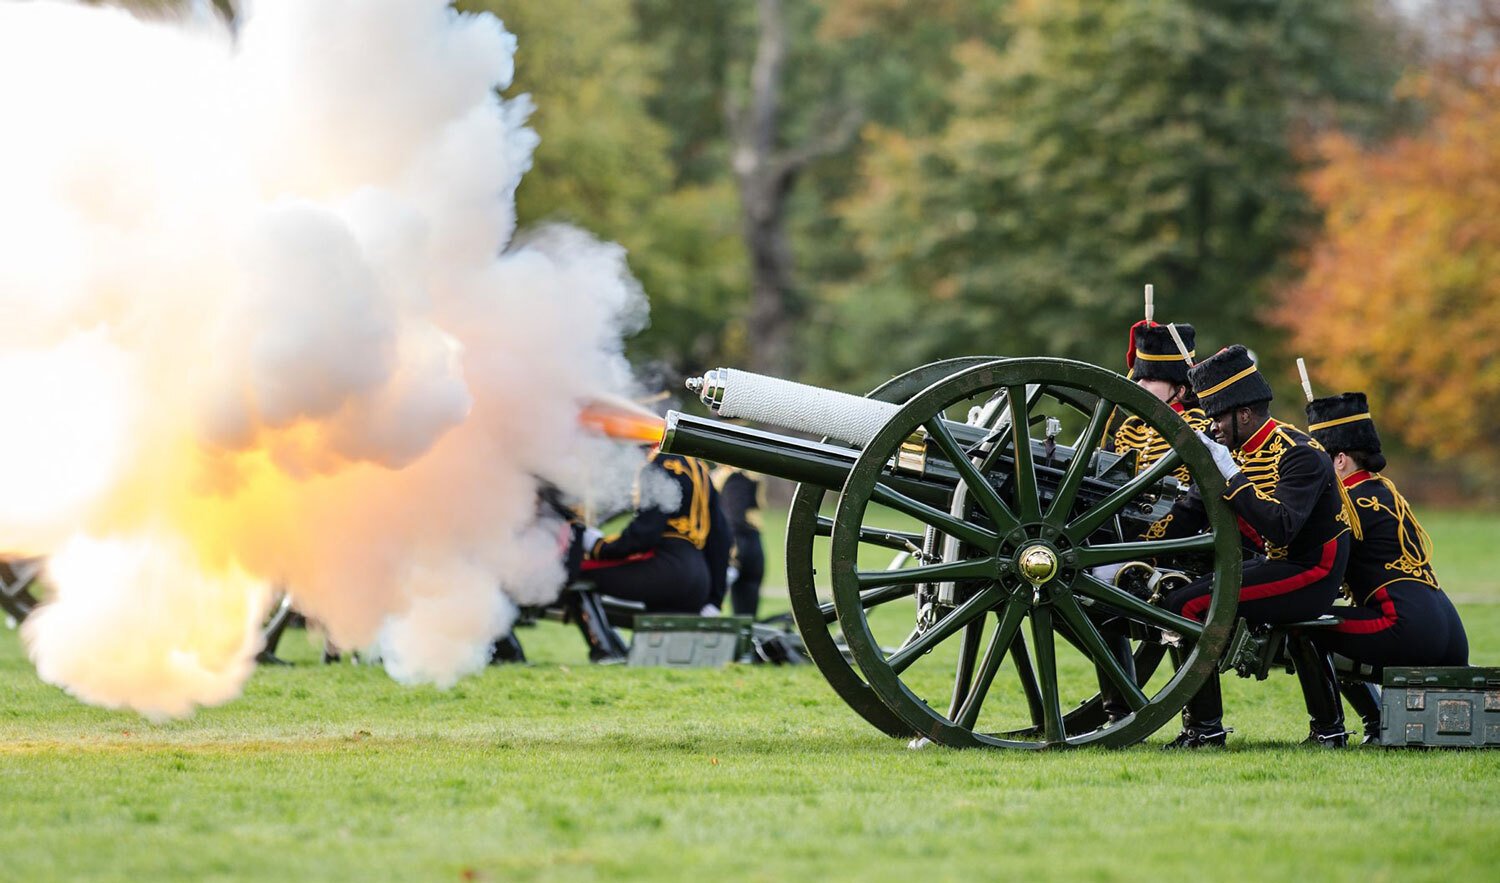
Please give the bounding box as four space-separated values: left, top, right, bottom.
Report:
3 511 1500 881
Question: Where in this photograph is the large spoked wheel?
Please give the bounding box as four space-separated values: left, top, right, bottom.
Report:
785 357 1007 737
832 358 1241 749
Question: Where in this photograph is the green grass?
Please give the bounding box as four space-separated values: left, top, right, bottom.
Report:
3 511 1500 881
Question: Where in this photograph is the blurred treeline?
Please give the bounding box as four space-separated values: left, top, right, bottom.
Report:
472 0 1500 493
100 1 1500 492
481 0 1409 385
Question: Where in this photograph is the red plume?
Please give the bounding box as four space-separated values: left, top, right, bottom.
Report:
1126 319 1157 371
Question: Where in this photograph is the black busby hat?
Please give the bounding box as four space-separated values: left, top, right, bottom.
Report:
1128 323 1196 384
1188 345 1273 417
1306 392 1381 455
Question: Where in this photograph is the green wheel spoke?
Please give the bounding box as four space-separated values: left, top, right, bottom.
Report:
947 621 986 719
1006 386 1043 522
818 584 916 625
887 583 1007 675
1045 396 1113 524
924 418 1020 534
1009 632 1045 727
813 516 925 551
954 596 1029 729
1074 533 1216 567
1029 606 1066 744
1064 450 1183 542
855 556 995 590
1074 573 1204 640
1054 593 1148 711
871 481 999 554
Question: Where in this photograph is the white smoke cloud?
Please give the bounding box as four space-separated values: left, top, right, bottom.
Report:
0 0 649 713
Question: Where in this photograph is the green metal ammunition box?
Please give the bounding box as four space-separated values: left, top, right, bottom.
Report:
1381 667 1500 748
627 616 752 668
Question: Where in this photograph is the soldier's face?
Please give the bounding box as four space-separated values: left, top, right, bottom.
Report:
1209 411 1236 448
1137 378 1176 403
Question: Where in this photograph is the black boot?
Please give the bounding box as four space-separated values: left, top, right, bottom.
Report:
256 595 295 666
1164 651 1229 749
568 591 629 663
1289 635 1348 747
1097 632 1138 724
1339 680 1383 745
489 632 528 665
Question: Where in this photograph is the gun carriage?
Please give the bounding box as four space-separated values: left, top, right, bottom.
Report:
664 357 1244 749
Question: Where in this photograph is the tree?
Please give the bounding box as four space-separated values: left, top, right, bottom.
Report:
460 0 748 376
1274 60 1500 472
813 0 1403 392
628 1 1016 381
725 0 861 375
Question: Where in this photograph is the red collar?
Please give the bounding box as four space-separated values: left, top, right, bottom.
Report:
1342 470 1374 488
1241 418 1278 454
1170 402 1185 413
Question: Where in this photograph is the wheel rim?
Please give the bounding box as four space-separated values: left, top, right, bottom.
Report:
831 358 1241 749
785 357 1008 738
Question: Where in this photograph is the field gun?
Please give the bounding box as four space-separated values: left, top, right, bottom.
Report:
657 357 1244 749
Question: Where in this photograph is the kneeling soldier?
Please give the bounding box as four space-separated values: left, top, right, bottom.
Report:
1096 320 1214 722
1305 392 1469 744
1153 346 1352 747
583 451 720 614
1111 320 1214 484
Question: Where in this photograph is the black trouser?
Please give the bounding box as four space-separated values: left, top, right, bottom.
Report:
584 538 710 613
1162 535 1349 729
1315 580 1469 669
729 529 764 618
1317 580 1468 741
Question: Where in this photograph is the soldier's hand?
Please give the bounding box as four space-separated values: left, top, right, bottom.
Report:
1194 430 1240 480
581 526 604 552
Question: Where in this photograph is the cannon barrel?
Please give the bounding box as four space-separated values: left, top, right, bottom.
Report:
660 410 1179 528
687 366 995 449
660 412 956 508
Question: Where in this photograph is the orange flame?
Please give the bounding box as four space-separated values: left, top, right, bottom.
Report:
578 401 666 444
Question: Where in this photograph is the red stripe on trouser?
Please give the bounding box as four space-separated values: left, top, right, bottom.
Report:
580 550 657 570
1333 587 1398 635
1182 537 1340 622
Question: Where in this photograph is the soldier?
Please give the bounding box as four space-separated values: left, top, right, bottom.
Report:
1153 346 1352 748
581 450 720 613
1305 392 1469 744
1095 320 1214 723
710 465 766 618
1110 321 1213 482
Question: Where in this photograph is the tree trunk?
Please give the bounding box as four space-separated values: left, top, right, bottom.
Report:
727 0 858 377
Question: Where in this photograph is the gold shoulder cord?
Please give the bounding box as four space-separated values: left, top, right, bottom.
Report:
1335 478 1364 541
1361 476 1436 587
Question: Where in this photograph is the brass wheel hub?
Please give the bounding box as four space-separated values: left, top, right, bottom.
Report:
1017 544 1059 585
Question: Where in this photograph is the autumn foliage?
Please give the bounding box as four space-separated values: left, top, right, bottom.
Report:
1275 65 1500 469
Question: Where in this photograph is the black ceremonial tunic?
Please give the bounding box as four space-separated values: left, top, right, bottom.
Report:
1109 403 1212 487
1157 418 1350 625
1314 471 1468 667
584 452 717 613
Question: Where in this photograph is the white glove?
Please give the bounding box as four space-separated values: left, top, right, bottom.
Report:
1195 430 1240 480
726 565 740 586
1089 563 1125 585
581 526 604 551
